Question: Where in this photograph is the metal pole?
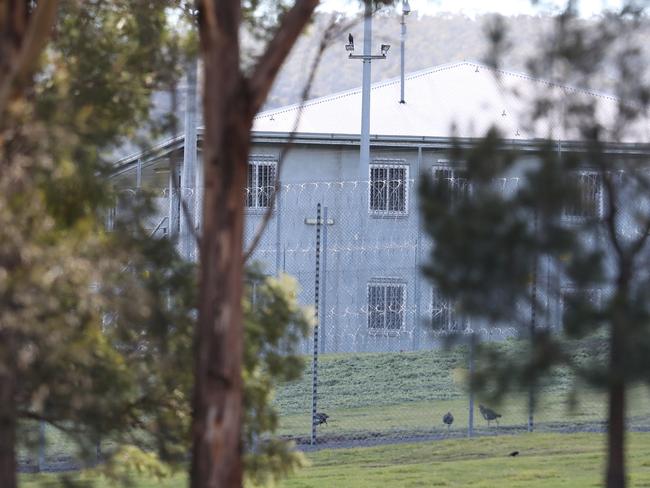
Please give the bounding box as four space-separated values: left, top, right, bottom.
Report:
275 179 283 276
399 13 406 104
37 420 45 471
311 203 322 446
413 146 422 350
360 0 372 179
96 437 101 465
136 158 142 190
528 209 539 432
194 115 204 238
320 207 328 354
180 58 198 260
168 163 180 240
468 331 475 438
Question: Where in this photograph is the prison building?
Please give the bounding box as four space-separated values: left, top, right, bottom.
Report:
109 61 650 353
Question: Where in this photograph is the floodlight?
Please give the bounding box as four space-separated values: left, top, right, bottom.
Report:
345 43 355 52
402 0 411 15
381 44 391 55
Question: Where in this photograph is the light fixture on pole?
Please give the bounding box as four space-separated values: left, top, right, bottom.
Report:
347 42 392 60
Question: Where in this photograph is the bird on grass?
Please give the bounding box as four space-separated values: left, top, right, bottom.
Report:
313 412 329 426
509 451 519 457
442 412 454 432
479 404 502 428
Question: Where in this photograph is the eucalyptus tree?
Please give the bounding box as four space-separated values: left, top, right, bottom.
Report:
192 0 379 485
0 1 189 486
1 2 327 487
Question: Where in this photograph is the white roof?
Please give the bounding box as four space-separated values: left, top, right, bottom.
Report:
253 61 650 144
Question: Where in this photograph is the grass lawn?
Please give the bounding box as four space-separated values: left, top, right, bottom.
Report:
283 433 650 488
274 346 650 442
23 345 650 469
21 472 186 488
22 432 650 487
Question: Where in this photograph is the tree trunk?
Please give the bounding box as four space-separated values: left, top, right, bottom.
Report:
606 379 626 488
0 0 59 117
0 370 17 488
191 90 252 485
606 289 627 488
191 117 249 487
193 1 318 486
192 2 249 483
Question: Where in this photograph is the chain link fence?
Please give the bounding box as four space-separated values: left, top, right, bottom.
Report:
23 170 650 471
243 176 650 447
17 422 102 473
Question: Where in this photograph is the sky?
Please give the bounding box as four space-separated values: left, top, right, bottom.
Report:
317 0 628 17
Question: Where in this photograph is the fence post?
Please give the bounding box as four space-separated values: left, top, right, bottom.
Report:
320 206 328 354
168 162 180 241
413 146 423 351
275 176 283 276
96 437 102 465
37 420 46 471
528 209 539 433
311 203 322 446
468 331 475 438
180 58 198 261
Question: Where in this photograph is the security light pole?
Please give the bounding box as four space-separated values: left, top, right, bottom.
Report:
400 0 410 104
345 1 390 179
180 57 198 261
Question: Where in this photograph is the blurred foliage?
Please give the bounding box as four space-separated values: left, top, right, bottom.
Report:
243 270 313 487
0 0 193 480
419 2 650 405
1 1 319 485
98 445 173 486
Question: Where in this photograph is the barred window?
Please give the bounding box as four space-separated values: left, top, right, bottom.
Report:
369 163 408 215
367 282 406 332
564 171 602 219
432 166 469 201
247 159 276 209
431 289 463 332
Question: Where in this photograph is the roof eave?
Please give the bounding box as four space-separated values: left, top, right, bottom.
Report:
111 129 650 176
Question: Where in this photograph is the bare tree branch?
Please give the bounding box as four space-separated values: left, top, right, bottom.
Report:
248 0 320 116
244 16 353 263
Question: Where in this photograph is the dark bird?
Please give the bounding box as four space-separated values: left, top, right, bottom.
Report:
479 404 502 427
509 451 519 457
313 412 329 426
442 412 454 432
348 33 354 46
